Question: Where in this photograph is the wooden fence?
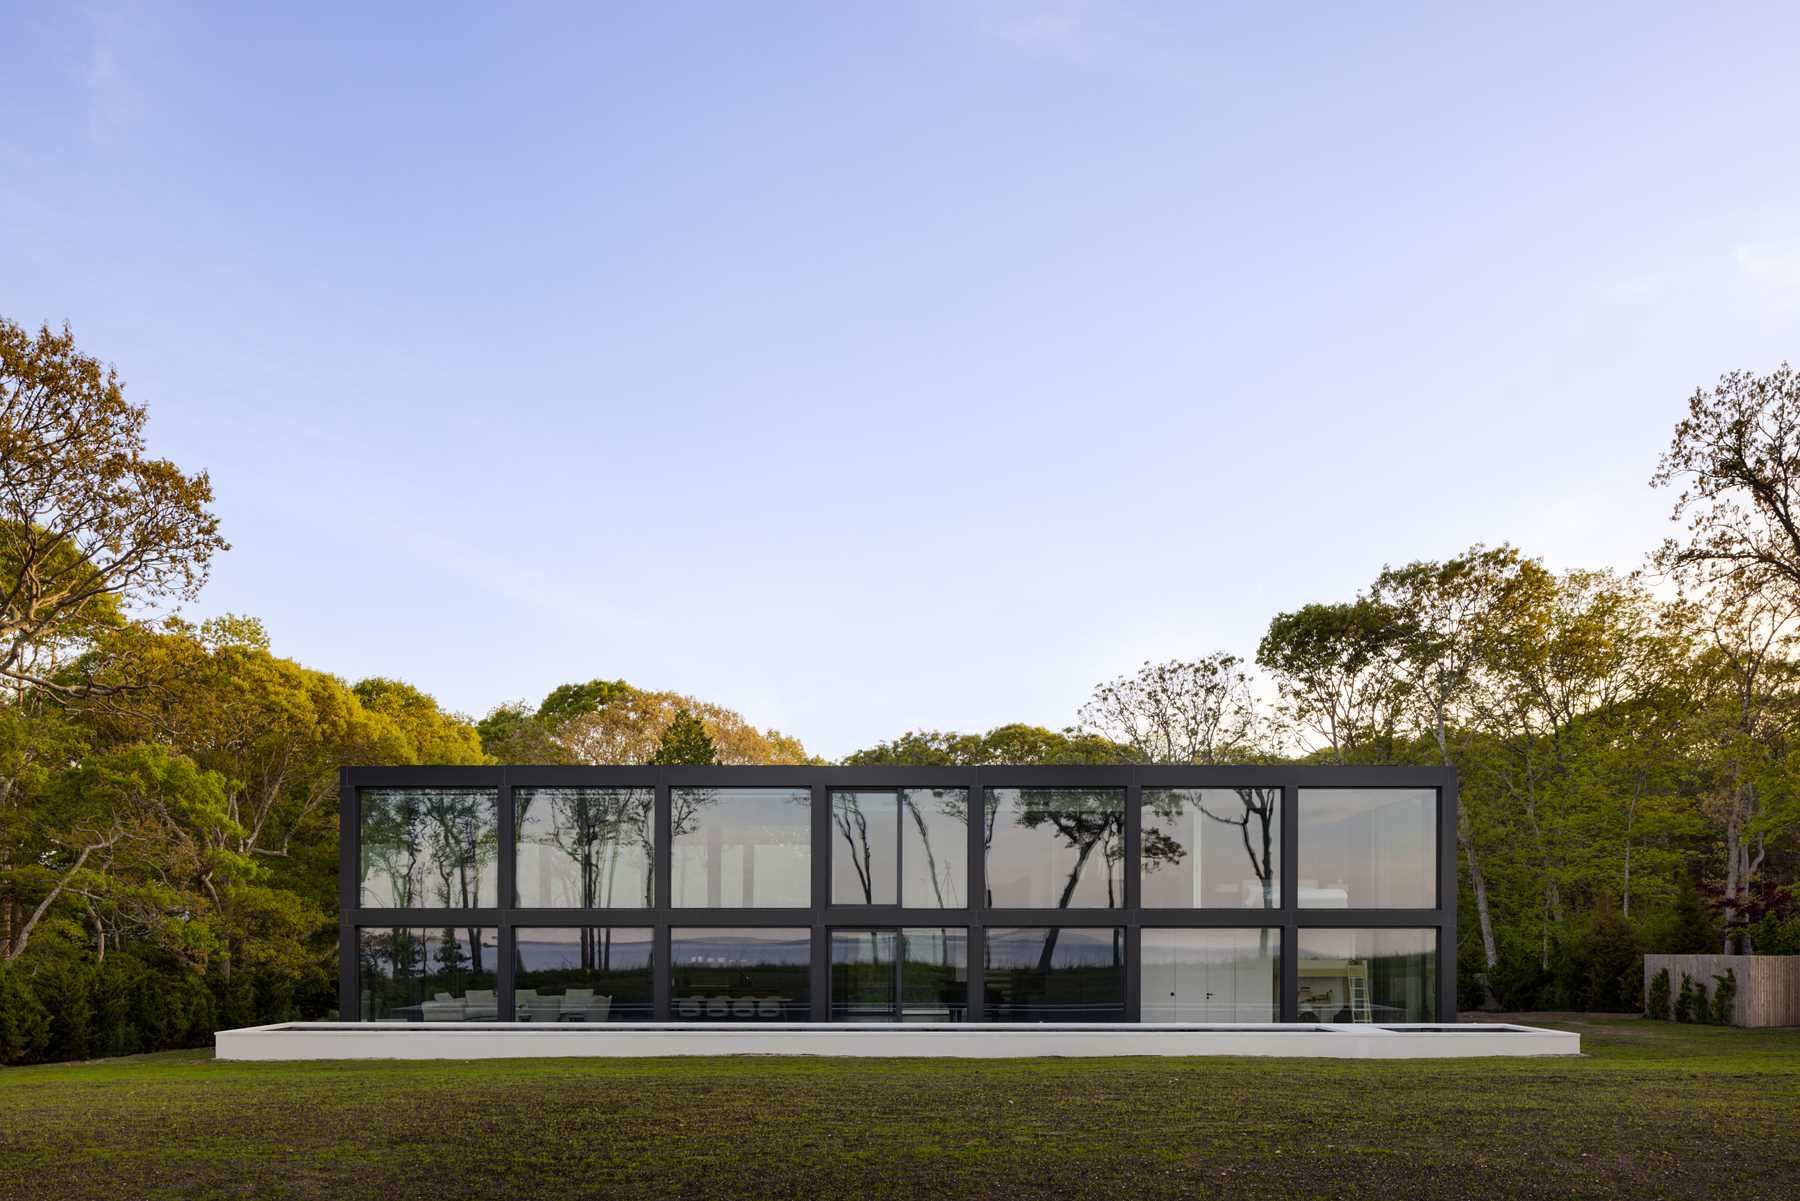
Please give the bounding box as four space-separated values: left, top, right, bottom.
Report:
1643 954 1800 1027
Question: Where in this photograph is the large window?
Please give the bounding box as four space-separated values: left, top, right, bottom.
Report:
358 788 499 908
830 789 968 907
671 788 811 907
830 929 968 1021
670 928 810 1020
983 927 1124 1022
1141 788 1280 909
984 788 1125 909
515 787 653 908
1297 789 1436 908
1140 929 1280 1022
1296 928 1437 1022
513 927 654 1021
358 927 499 1021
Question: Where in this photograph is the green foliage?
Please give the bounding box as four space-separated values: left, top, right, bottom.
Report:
1674 973 1696 1022
1648 968 1672 1020
0 964 51 1064
652 708 717 765
1711 969 1737 1025
537 679 631 725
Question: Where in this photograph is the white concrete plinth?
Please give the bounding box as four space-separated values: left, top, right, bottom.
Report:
216 1021 1578 1060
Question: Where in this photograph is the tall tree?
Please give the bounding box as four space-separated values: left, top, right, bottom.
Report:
0 320 226 695
1076 652 1267 763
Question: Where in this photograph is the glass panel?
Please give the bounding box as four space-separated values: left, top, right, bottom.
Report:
515 788 654 908
900 789 968 909
1296 928 1437 1022
1140 929 1280 1022
983 927 1125 1022
513 927 654 1021
358 788 499 908
671 788 812 907
670 928 810 1021
984 788 1125 909
830 928 969 1022
357 927 499 1021
830 791 898 905
1297 789 1436 908
1141 788 1280 909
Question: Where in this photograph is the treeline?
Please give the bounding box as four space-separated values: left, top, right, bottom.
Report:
1 318 1796 1063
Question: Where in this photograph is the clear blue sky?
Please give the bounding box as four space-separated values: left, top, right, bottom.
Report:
4 2 1798 758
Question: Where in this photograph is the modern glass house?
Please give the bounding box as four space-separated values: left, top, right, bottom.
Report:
340 765 1456 1026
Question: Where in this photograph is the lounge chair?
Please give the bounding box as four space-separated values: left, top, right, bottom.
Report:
421 995 466 1021
677 996 700 1018
559 988 596 1021
464 989 498 1022
705 997 728 1018
757 996 782 1019
731 996 755 1018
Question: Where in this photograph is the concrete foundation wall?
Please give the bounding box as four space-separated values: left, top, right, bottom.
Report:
217 1021 1578 1060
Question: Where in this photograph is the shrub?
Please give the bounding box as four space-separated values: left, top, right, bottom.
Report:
1693 979 1712 1024
1648 967 1672 1020
1711 969 1738 1026
28 959 97 1062
1674 973 1696 1022
0 964 52 1065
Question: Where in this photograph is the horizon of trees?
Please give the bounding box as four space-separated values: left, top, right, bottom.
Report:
0 317 1795 1063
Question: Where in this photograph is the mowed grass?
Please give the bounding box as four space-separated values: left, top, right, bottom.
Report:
2 1016 1798 1201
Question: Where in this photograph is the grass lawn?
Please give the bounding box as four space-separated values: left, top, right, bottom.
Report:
2 1015 1797 1200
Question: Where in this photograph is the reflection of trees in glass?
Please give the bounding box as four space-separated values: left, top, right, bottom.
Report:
360 791 425 907
903 789 963 909
518 787 653 968
1143 787 1278 908
419 790 497 972
989 789 1131 971
832 792 880 903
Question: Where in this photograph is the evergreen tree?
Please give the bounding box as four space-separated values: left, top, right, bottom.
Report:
652 709 717 766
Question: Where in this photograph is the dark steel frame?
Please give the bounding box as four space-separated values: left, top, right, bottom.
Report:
339 764 1457 1023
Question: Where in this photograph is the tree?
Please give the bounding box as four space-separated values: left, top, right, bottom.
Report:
1652 362 1800 593
1076 653 1266 763
0 320 226 695
1257 599 1407 762
652 708 716 766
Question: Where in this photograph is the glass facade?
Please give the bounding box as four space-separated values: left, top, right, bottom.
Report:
1297 789 1436 908
359 787 499 908
1140 929 1280 1022
830 788 968 907
670 928 810 1020
830 928 969 1021
984 788 1125 908
515 787 654 908
345 775 1449 1024
513 927 654 1020
671 787 811 907
1295 928 1437 1022
984 927 1125 1021
359 926 499 1021
1141 787 1280 908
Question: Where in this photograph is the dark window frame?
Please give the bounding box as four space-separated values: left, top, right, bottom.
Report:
339 765 1455 1023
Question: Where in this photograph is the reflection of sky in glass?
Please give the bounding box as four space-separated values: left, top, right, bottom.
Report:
671 788 811 907
514 928 654 972
985 926 1121 969
670 929 811 966
1297 789 1435 908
